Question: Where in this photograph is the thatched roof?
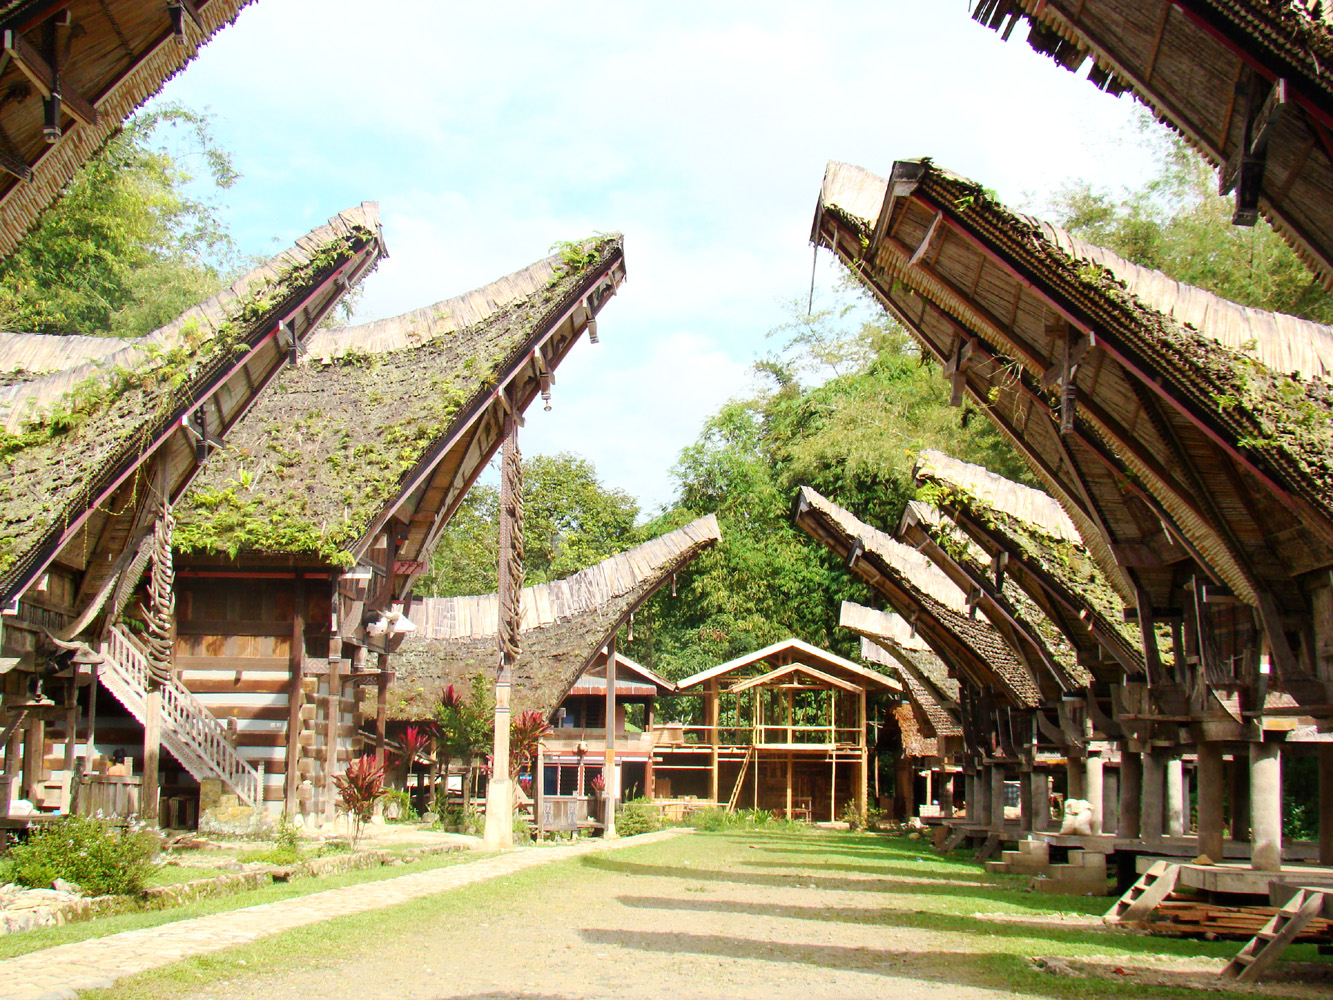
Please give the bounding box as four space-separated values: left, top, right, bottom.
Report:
971 0 1333 286
858 636 963 740
0 1 255 259
912 450 1144 681
898 498 1089 695
175 237 626 572
0 202 384 606
384 514 720 721
814 158 1331 701
794 486 1041 708
842 600 962 707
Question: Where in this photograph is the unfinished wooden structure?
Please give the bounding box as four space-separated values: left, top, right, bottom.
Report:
0 0 256 259
972 0 1333 287
811 156 1333 878
668 638 900 821
0 204 385 823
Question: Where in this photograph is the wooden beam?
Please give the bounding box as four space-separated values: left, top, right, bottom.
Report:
2 26 96 127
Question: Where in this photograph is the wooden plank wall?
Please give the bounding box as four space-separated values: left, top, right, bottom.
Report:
175 576 331 807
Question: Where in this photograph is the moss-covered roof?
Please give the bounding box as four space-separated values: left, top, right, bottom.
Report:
0 203 382 596
796 486 1042 708
384 515 720 721
175 236 623 566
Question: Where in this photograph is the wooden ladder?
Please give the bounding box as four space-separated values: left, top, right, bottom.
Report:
941 826 969 854
1222 888 1328 983
726 745 756 813
1104 860 1181 924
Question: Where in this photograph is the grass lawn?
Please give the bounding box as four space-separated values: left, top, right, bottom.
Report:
24 828 1329 1000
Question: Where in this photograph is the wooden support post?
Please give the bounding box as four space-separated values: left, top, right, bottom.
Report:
1250 740 1283 872
140 694 159 825
375 653 390 770
990 765 1006 833
786 751 793 819
322 654 341 825
857 687 868 821
535 742 545 840
707 680 719 803
284 576 306 817
1019 770 1034 833
604 638 617 838
84 663 98 763
1197 741 1225 862
1032 771 1050 832
1319 744 1333 867
62 673 77 771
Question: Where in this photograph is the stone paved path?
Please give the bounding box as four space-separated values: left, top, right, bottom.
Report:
0 830 687 1000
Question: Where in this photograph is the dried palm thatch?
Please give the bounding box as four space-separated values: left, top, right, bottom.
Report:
916 450 1079 543
175 236 625 570
859 636 962 744
0 203 384 604
0 1 256 259
386 515 720 721
971 0 1333 287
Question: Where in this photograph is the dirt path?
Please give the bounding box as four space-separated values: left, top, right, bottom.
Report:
74 829 1333 1000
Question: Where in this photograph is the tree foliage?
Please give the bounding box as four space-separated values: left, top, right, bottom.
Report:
418 451 639 596
0 105 240 338
1048 129 1333 321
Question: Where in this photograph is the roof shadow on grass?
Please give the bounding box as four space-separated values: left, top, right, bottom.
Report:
610 895 1202 957
581 856 1065 903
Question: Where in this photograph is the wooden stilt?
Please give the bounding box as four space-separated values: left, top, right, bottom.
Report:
84 664 98 763
284 575 306 817
141 692 160 824
375 653 390 770
604 638 617 837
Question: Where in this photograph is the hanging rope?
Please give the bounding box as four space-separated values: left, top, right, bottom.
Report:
497 416 525 671
144 488 176 689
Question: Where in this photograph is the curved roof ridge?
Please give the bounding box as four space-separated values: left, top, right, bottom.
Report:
0 202 381 430
0 332 127 380
413 514 720 640
839 599 931 653
915 450 1081 543
304 248 592 362
796 486 968 612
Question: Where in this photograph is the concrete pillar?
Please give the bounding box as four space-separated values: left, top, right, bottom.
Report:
1019 771 1034 833
1166 757 1185 837
1066 754 1086 801
1085 755 1105 835
1229 756 1250 841
990 766 1007 833
1250 741 1283 872
1103 769 1120 835
1141 751 1165 841
1196 742 1225 862
1032 771 1050 832
975 766 991 827
1119 748 1142 839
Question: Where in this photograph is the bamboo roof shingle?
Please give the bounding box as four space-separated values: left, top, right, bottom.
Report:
842 600 962 704
858 636 963 740
814 158 1327 703
385 514 720 721
0 202 384 607
0 1 256 259
971 0 1333 287
175 237 626 575
794 486 1041 708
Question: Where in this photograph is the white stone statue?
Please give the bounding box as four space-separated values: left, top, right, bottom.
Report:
1060 797 1094 836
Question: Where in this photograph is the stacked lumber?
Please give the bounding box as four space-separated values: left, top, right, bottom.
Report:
1147 898 1333 941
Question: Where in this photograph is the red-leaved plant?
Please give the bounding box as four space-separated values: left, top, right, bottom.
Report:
509 710 551 779
334 755 387 846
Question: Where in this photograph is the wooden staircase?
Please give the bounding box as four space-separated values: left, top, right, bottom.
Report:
726 745 756 813
1104 860 1181 924
1222 887 1330 983
96 625 262 807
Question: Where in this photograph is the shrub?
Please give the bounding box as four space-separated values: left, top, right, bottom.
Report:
616 798 662 837
688 808 804 833
380 789 418 823
0 815 160 895
840 801 866 831
334 755 387 846
237 816 304 865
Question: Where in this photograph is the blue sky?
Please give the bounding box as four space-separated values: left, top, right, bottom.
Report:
151 0 1162 515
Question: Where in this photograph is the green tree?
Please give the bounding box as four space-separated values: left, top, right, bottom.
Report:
0 104 240 337
1049 130 1333 322
418 452 639 597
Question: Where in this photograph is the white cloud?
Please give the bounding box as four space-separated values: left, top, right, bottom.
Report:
154 0 1163 511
